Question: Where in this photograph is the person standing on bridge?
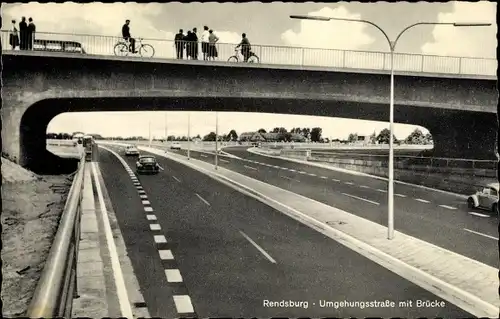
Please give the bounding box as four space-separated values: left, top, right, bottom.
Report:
200 25 210 60
122 19 137 54
27 17 36 50
191 27 199 60
185 30 193 59
174 29 185 59
208 29 219 60
235 33 251 62
9 20 19 50
19 17 27 50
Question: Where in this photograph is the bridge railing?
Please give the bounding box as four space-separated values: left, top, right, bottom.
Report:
26 154 86 318
1 30 496 76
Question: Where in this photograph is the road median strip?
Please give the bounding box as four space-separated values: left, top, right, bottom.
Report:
124 143 498 319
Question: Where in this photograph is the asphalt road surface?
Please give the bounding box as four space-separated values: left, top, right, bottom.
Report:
167 147 498 268
98 145 471 318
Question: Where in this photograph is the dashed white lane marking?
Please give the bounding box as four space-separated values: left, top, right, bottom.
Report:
299 171 307 174
200 154 208 158
165 269 183 282
376 189 387 193
360 185 370 189
146 214 157 221
281 176 300 183
415 198 430 203
173 295 195 314
332 178 340 182
195 193 211 206
468 212 490 218
154 235 167 243
239 230 277 264
159 250 174 260
341 193 380 205
439 205 457 210
157 164 164 171
140 194 148 199
144 207 153 212
320 176 328 179
463 228 498 240
244 165 257 170
142 200 151 205
344 182 354 185
308 173 317 176
172 176 181 183
290 169 296 172
395 194 407 197
220 159 229 163
150 224 161 231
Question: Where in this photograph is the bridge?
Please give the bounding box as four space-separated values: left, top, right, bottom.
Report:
1 31 498 173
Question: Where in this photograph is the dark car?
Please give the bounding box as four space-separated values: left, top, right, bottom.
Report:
136 155 160 174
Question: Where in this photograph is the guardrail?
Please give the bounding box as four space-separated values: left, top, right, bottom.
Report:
2 30 496 76
47 139 77 146
26 154 86 318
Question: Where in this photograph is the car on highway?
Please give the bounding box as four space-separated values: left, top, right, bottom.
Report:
136 155 160 174
125 145 140 156
170 142 181 150
467 182 499 215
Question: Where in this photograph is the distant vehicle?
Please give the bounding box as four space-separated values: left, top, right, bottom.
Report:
82 135 94 161
467 182 499 215
125 145 140 156
136 155 160 174
170 142 181 150
33 39 86 54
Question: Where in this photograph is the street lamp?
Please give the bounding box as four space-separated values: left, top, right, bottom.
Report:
290 15 491 240
215 112 219 170
164 112 168 148
187 112 191 160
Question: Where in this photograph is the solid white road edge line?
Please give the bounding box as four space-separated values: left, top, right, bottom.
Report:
239 230 277 264
341 192 380 205
195 193 211 206
91 163 134 319
130 144 497 318
463 228 498 240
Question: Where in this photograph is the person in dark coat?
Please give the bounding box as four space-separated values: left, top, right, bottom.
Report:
191 27 198 60
19 17 27 50
174 29 185 59
122 19 136 53
185 30 193 59
27 17 36 50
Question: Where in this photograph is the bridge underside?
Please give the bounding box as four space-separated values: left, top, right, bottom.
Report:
12 97 498 173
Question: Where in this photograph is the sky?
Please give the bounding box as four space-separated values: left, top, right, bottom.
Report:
2 1 497 139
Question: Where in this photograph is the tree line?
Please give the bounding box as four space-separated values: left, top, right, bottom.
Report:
47 127 432 144
347 128 433 145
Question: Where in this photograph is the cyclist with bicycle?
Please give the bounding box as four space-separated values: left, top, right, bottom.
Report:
235 33 251 62
122 19 137 54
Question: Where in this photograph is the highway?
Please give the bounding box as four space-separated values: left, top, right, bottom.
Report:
163 146 498 268
97 144 471 318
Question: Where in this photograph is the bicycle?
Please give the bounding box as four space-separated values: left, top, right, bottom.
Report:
114 38 155 58
227 48 260 63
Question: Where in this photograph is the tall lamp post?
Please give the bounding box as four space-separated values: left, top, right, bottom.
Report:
164 112 168 148
290 15 491 240
215 112 219 170
148 120 152 148
187 112 191 160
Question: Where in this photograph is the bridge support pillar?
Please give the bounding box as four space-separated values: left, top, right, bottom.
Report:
427 112 498 160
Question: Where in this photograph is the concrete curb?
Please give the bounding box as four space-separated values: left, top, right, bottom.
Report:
132 144 498 318
248 147 470 199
